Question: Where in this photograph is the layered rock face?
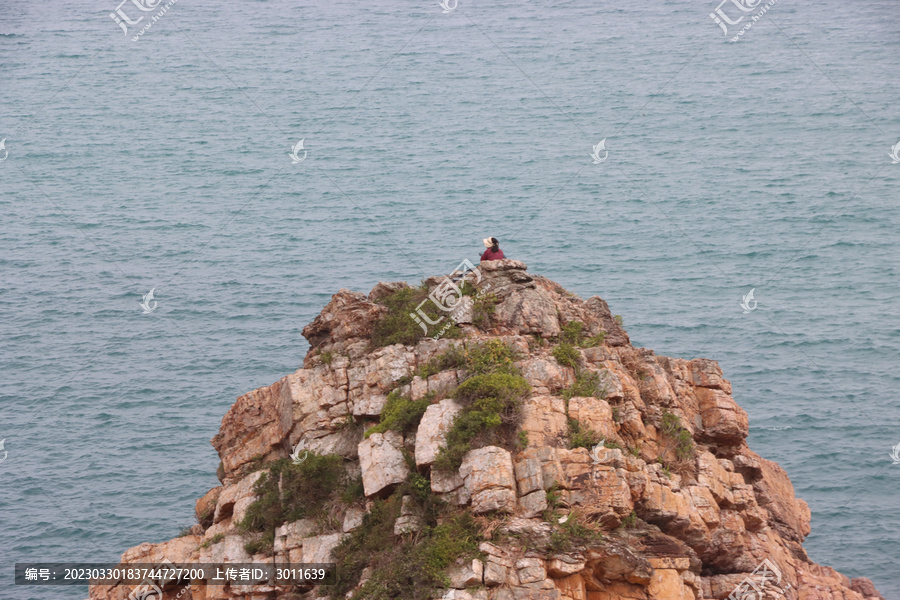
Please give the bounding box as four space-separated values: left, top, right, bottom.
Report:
89 261 885 600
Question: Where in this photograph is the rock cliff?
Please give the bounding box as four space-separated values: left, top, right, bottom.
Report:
89 260 885 600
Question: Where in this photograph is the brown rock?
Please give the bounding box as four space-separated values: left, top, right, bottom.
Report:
368 281 409 303
302 289 384 350
567 396 621 444
211 377 292 480
195 486 222 527
851 577 886 600
694 387 749 444
520 395 569 447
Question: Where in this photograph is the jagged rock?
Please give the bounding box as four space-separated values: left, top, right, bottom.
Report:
480 542 513 587
520 394 568 446
514 455 544 496
211 378 292 480
567 396 621 444
303 533 343 563
342 506 365 532
446 557 484 588
852 577 887 600
368 281 409 303
394 494 425 534
358 431 409 497
89 262 887 600
416 399 463 466
460 446 516 514
348 345 416 416
519 357 573 395
302 289 384 350
494 287 562 338
213 471 264 525
439 589 489 600
518 489 548 518
195 485 222 527
695 386 749 444
476 259 534 299
546 554 585 578
516 557 547 584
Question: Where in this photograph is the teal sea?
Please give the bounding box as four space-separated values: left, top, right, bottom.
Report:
1 0 898 597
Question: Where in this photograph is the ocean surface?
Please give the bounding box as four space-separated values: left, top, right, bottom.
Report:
1 0 898 597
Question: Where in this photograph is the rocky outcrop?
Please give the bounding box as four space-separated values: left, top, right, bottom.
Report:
89 261 885 600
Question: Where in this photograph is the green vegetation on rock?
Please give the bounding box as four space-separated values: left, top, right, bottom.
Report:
237 453 348 555
566 417 603 450
329 492 481 600
559 321 605 348
561 369 607 401
660 410 695 462
434 372 530 471
370 286 461 348
365 390 434 438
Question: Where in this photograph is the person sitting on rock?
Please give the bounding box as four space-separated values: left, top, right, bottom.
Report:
481 237 505 262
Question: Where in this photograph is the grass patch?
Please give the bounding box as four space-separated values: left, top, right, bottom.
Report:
415 339 519 382
329 494 482 600
370 285 461 348
321 350 334 365
516 430 529 451
559 321 605 348
552 343 581 369
620 510 638 529
561 369 607 401
365 391 434 438
567 417 602 450
472 293 500 330
237 453 348 555
549 512 603 553
199 533 225 549
660 411 695 462
433 373 530 472
341 475 365 505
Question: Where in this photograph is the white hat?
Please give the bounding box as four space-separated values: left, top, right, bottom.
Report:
483 237 494 248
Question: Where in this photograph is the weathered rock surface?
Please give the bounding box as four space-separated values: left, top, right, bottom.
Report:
90 261 884 600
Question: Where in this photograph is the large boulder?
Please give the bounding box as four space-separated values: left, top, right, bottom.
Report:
302 289 385 350
460 446 516 514
416 399 463 467
211 377 292 481
358 431 409 497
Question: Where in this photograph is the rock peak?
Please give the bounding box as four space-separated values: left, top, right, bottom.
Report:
90 266 885 600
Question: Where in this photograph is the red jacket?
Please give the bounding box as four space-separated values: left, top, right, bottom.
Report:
481 248 505 261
